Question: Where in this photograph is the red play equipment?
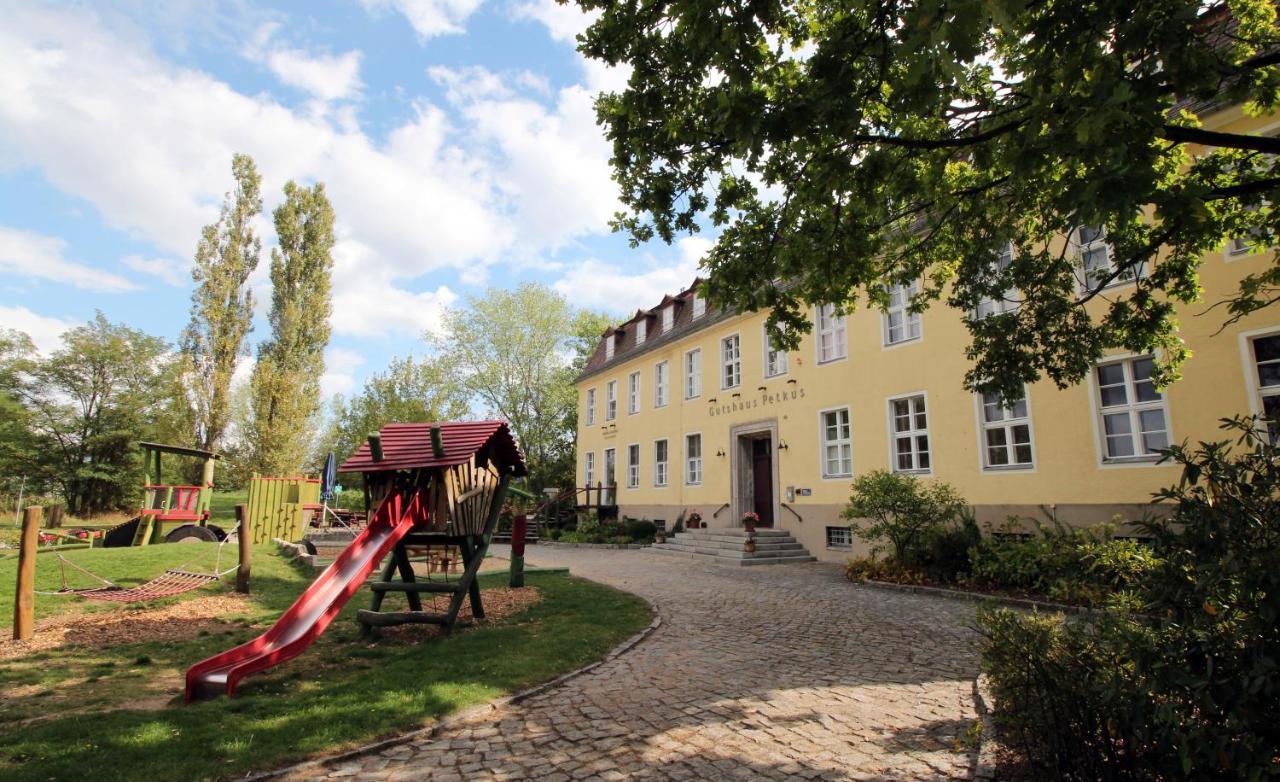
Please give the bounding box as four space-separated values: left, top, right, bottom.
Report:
184 420 526 702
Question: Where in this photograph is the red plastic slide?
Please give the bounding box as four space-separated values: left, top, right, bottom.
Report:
184 490 420 701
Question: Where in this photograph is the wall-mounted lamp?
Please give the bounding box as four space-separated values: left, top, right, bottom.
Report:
731 392 741 399
707 397 717 404
757 385 767 392
716 449 726 457
778 440 789 451
786 378 798 385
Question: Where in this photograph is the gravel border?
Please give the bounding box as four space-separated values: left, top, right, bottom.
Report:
238 593 662 781
856 578 1105 616
971 674 1000 781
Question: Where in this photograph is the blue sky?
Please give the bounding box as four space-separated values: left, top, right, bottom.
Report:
0 0 712 398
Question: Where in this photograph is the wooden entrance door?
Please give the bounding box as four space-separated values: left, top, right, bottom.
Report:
751 438 774 527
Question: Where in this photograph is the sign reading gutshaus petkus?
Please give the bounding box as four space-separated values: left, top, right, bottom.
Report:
709 385 807 417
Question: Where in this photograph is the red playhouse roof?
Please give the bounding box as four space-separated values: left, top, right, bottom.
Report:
338 420 528 476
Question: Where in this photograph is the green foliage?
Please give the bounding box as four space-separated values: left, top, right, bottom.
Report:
430 283 610 492
250 180 335 476
314 355 470 469
182 153 262 452
843 556 928 585
575 0 1280 400
980 417 1280 779
622 518 657 542
842 469 965 565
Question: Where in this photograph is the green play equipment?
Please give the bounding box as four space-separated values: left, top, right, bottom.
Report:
245 475 322 544
101 442 225 547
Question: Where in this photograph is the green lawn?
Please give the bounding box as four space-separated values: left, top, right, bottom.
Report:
0 546 651 781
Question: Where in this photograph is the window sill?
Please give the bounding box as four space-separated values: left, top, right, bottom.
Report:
826 545 852 551
1101 456 1163 465
882 336 923 349
892 468 933 476
816 355 848 366
982 464 1034 473
821 473 853 481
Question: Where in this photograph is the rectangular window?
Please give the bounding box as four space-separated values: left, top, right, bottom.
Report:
584 451 595 486
826 526 852 550
764 324 788 378
820 407 853 478
692 294 706 318
627 443 640 488
1075 225 1139 291
605 335 614 361
980 390 1034 469
605 380 617 421
1095 356 1170 460
976 243 1018 319
585 388 596 426
1251 334 1280 442
654 439 669 487
662 305 674 333
816 304 847 363
721 334 741 389
604 448 616 500
685 349 702 399
654 361 669 407
635 319 647 345
628 371 641 415
884 281 922 345
890 394 931 473
685 433 702 485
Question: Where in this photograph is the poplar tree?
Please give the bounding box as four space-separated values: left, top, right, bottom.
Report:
249 180 335 475
183 153 262 453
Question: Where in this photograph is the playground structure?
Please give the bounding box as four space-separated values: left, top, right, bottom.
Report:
244 475 322 544
184 420 526 701
102 442 225 547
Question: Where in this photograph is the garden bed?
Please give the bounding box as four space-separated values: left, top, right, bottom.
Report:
538 541 650 550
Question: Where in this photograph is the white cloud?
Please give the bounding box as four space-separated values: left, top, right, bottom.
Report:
552 252 704 315
0 305 74 353
359 0 483 40
0 226 137 292
329 239 458 337
510 0 598 43
320 346 365 398
244 22 364 103
122 254 188 287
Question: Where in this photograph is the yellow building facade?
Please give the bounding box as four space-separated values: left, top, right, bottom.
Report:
574 106 1280 563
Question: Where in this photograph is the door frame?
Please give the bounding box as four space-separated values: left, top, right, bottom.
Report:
729 419 780 529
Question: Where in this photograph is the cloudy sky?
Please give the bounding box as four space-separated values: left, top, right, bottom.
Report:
0 0 713 397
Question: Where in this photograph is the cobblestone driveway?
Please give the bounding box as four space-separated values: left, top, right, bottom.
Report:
295 548 982 781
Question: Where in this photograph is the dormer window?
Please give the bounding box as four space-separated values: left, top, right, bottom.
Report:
605 334 615 361
692 294 705 319
636 319 647 345
662 305 674 333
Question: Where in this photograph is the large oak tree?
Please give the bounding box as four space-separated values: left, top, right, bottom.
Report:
575 0 1280 398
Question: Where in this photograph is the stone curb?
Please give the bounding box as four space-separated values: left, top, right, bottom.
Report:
273 537 318 568
971 674 999 781
856 579 1104 616
538 541 650 550
238 592 663 781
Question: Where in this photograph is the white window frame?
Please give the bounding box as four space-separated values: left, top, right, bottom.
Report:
635 319 647 345
976 387 1036 471
626 442 640 489
603 447 617 497
662 305 674 333
627 371 641 415
763 323 788 378
818 406 853 480
1073 225 1140 292
685 433 703 485
888 392 932 474
721 333 741 389
653 439 669 487
605 380 617 421
1091 355 1171 463
883 281 922 346
975 242 1019 319
585 387 596 426
825 526 852 550
692 293 706 319
815 304 847 364
584 451 596 487
685 348 702 400
1239 327 1280 443
605 335 615 361
654 361 669 408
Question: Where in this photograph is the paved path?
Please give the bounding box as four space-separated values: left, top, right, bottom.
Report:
294 548 982 781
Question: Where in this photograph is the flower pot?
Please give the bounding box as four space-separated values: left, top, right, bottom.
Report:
744 538 757 554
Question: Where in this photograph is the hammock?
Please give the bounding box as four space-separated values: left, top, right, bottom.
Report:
37 523 240 604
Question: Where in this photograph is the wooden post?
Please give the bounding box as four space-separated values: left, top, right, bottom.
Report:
46 504 64 529
235 504 251 594
510 514 527 588
12 506 40 641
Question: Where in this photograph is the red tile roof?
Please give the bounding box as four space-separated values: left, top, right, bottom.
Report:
338 420 528 476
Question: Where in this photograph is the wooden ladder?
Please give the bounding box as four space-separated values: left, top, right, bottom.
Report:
131 515 156 546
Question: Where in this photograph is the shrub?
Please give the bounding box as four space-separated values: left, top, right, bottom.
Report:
922 506 982 581
623 518 657 542
842 469 965 566
843 556 928 585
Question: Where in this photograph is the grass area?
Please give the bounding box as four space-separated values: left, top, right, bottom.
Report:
0 546 650 781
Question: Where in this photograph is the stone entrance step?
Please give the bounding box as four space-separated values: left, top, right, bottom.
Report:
651 528 815 566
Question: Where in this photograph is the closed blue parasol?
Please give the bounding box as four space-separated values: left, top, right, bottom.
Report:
320 452 337 502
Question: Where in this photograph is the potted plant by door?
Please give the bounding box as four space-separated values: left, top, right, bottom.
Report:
685 510 702 529
741 511 760 553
